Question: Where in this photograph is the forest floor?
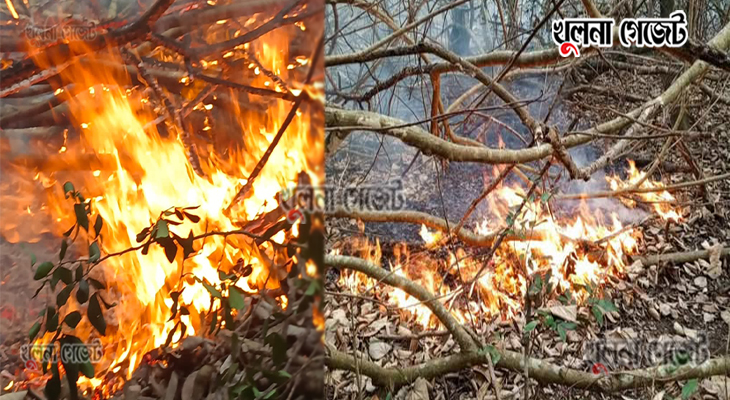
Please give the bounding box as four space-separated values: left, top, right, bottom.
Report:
323 62 730 400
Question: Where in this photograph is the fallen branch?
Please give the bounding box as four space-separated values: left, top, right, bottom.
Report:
633 246 730 267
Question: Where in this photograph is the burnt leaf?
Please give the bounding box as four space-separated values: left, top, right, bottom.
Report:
89 242 101 263
180 321 187 338
179 231 195 259
74 203 89 232
94 215 103 237
60 239 68 262
174 209 184 220
183 211 200 223
136 227 151 243
165 321 179 348
34 261 54 280
64 311 82 328
180 306 189 315
57 285 73 307
29 321 41 341
241 264 253 277
228 286 245 310
169 295 179 321
63 182 75 197
88 293 106 336
45 361 62 400
142 241 151 255
76 279 90 304
158 236 177 263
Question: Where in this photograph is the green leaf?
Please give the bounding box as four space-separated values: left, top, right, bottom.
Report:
74 203 89 231
263 389 276 399
47 311 59 332
31 253 37 266
60 240 68 262
34 261 54 280
76 279 90 304
64 311 82 328
57 285 73 307
203 281 222 298
524 320 539 332
75 265 83 282
57 267 73 285
29 321 41 341
265 333 287 366
545 315 556 328
89 242 101 263
592 305 604 327
479 345 501 364
557 324 567 342
63 182 75 198
228 286 246 310
155 220 169 238
597 299 618 313
44 361 62 400
88 294 107 336
278 370 292 379
681 379 698 399
94 215 103 237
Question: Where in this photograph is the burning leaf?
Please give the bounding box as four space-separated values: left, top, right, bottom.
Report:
88 293 107 336
34 261 54 280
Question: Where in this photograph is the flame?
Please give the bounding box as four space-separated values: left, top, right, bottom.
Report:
339 162 679 328
2 8 322 394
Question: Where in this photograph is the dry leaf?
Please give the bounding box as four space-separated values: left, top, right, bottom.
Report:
707 243 724 278
547 305 577 323
406 378 429 400
368 340 392 360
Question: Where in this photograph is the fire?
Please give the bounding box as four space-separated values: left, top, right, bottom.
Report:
1 5 322 395
338 163 679 328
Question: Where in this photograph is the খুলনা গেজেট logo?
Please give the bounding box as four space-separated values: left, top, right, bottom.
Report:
552 10 688 57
